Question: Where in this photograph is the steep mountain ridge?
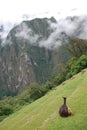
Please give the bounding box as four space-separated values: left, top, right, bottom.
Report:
0 17 66 97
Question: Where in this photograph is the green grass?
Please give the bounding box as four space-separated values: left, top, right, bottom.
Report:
0 69 87 130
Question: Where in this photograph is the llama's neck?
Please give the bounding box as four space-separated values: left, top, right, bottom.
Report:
63 97 66 105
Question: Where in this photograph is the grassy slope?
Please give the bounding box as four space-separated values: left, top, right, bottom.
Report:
0 69 87 130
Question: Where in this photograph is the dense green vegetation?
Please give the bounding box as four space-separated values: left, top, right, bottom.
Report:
0 68 87 130
51 54 87 85
67 38 87 57
0 82 55 121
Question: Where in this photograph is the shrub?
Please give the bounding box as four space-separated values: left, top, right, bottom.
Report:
29 82 43 100
0 105 13 116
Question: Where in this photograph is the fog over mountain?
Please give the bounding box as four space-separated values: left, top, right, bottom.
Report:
1 15 87 49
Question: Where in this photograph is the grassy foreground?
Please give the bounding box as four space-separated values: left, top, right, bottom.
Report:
0 69 87 130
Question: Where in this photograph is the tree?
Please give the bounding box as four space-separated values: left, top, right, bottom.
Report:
67 38 87 57
66 55 87 78
29 82 43 100
0 105 13 116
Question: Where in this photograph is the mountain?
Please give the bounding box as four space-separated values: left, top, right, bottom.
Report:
0 17 71 98
0 69 87 130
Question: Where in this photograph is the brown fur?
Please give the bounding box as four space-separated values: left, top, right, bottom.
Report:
59 105 69 117
68 107 73 116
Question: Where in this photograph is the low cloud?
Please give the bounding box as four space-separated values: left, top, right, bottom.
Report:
2 15 87 49
38 15 87 49
15 22 39 44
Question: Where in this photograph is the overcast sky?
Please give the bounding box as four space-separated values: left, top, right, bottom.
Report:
0 0 87 22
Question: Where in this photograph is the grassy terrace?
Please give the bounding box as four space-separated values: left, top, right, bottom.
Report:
0 69 87 130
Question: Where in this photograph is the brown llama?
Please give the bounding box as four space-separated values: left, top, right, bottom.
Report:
59 97 73 117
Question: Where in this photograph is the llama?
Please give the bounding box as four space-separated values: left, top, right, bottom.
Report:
59 97 73 117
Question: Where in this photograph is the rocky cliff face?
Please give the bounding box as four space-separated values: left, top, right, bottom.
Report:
0 17 70 98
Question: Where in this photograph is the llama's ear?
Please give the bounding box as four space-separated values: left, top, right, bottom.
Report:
62 97 67 99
